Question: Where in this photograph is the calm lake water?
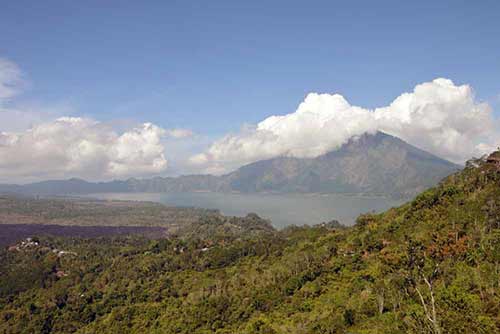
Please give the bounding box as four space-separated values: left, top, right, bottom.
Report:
85 192 406 228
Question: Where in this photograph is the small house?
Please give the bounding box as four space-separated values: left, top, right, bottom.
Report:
486 152 500 168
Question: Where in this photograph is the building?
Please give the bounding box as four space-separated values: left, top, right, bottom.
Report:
486 152 500 168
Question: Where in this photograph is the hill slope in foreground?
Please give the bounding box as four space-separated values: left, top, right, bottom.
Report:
0 151 499 333
0 132 460 198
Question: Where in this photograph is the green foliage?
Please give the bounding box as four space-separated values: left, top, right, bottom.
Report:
1 153 500 333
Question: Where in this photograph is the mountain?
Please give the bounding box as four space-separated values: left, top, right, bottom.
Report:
1 151 499 333
0 178 130 196
0 132 460 198
224 131 461 197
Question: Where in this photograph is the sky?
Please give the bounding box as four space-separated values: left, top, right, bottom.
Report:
0 1 499 182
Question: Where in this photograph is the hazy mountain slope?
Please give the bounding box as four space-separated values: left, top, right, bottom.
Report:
0 132 460 197
225 132 460 196
0 178 130 196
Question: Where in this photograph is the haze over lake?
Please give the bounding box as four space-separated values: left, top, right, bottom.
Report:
85 192 406 228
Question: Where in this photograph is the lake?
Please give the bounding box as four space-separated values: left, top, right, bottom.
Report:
85 192 406 228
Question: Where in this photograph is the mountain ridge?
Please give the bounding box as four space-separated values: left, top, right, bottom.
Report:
0 132 461 198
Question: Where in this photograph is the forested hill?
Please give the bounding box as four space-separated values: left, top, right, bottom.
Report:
0 151 499 333
0 132 460 198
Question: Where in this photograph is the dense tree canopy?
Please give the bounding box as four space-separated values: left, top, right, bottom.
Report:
1 153 499 333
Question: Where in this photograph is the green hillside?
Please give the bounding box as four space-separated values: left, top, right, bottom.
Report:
0 152 499 333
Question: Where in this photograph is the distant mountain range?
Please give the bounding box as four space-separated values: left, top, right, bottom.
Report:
0 132 461 198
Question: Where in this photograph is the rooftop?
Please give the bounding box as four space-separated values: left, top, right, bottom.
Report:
486 151 500 161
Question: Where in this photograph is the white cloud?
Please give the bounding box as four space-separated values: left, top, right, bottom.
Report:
191 78 499 173
0 58 23 101
0 101 76 132
0 118 168 182
166 128 194 139
0 58 170 182
0 58 73 132
375 78 497 163
2 56 498 180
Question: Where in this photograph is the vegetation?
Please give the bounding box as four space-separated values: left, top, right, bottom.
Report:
0 152 499 333
0 196 217 228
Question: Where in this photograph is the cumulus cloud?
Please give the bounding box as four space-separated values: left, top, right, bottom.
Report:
191 78 499 173
0 57 172 182
375 78 497 162
0 118 168 182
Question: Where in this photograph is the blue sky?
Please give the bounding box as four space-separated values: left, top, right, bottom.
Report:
0 1 499 181
2 1 499 130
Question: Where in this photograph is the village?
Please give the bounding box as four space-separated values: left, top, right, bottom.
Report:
8 237 77 257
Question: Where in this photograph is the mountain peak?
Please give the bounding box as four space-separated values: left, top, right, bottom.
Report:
0 133 461 198
227 131 460 197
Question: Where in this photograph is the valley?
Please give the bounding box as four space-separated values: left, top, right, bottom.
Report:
0 151 499 333
2 4 498 333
